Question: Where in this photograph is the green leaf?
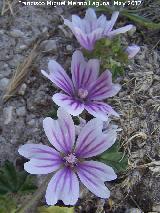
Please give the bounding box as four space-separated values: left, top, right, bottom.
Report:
47 106 58 119
97 143 128 172
38 206 75 213
122 12 160 30
0 161 37 195
0 196 17 213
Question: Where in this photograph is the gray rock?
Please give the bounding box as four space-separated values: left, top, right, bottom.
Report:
3 106 14 125
125 208 143 213
41 39 57 53
10 29 25 38
16 106 26 117
66 44 73 52
27 119 36 127
0 136 6 143
0 78 9 91
152 205 160 212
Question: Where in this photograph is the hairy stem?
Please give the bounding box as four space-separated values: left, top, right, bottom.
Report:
17 174 52 213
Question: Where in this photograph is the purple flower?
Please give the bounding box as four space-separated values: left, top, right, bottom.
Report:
125 45 140 59
41 50 121 121
18 108 117 205
64 8 133 51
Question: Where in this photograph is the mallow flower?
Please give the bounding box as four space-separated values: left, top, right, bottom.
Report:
64 8 133 51
41 50 121 121
18 108 117 205
125 45 140 59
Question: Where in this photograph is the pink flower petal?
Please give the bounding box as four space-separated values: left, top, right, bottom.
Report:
41 60 74 96
24 158 62 174
97 14 107 28
52 93 84 116
85 101 119 121
72 15 84 29
108 24 133 37
88 70 121 100
77 161 117 182
85 8 97 21
107 11 119 32
74 27 95 51
75 118 117 158
46 167 79 205
126 45 140 59
18 144 62 174
71 50 99 90
18 144 60 159
77 164 110 198
43 107 75 153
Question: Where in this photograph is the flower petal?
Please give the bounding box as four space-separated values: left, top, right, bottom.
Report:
75 118 117 158
77 164 110 198
75 28 95 50
108 11 119 32
41 60 74 96
85 8 97 21
97 14 107 28
108 24 133 37
18 144 62 174
52 93 84 116
71 50 99 90
85 101 119 121
72 15 83 28
88 70 121 100
24 158 62 174
125 45 140 59
46 167 79 205
43 107 75 153
77 161 117 182
18 144 60 159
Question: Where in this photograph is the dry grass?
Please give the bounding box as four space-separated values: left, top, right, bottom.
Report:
1 0 17 16
3 41 40 102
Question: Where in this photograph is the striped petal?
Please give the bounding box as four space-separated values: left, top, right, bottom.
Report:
46 167 79 205
71 51 99 90
77 164 110 198
43 107 75 154
18 144 62 174
75 118 117 158
52 93 84 116
88 70 121 100
41 60 74 96
74 27 96 51
85 101 119 121
77 161 117 182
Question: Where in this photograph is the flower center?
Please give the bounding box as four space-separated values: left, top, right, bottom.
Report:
64 153 77 166
78 88 88 99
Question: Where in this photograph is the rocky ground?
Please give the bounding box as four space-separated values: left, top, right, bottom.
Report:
0 2 160 213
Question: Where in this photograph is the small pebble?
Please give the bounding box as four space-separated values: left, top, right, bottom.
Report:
0 78 9 91
10 29 25 38
16 106 26 117
3 106 14 125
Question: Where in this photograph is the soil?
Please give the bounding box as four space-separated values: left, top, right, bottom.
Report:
0 2 159 213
